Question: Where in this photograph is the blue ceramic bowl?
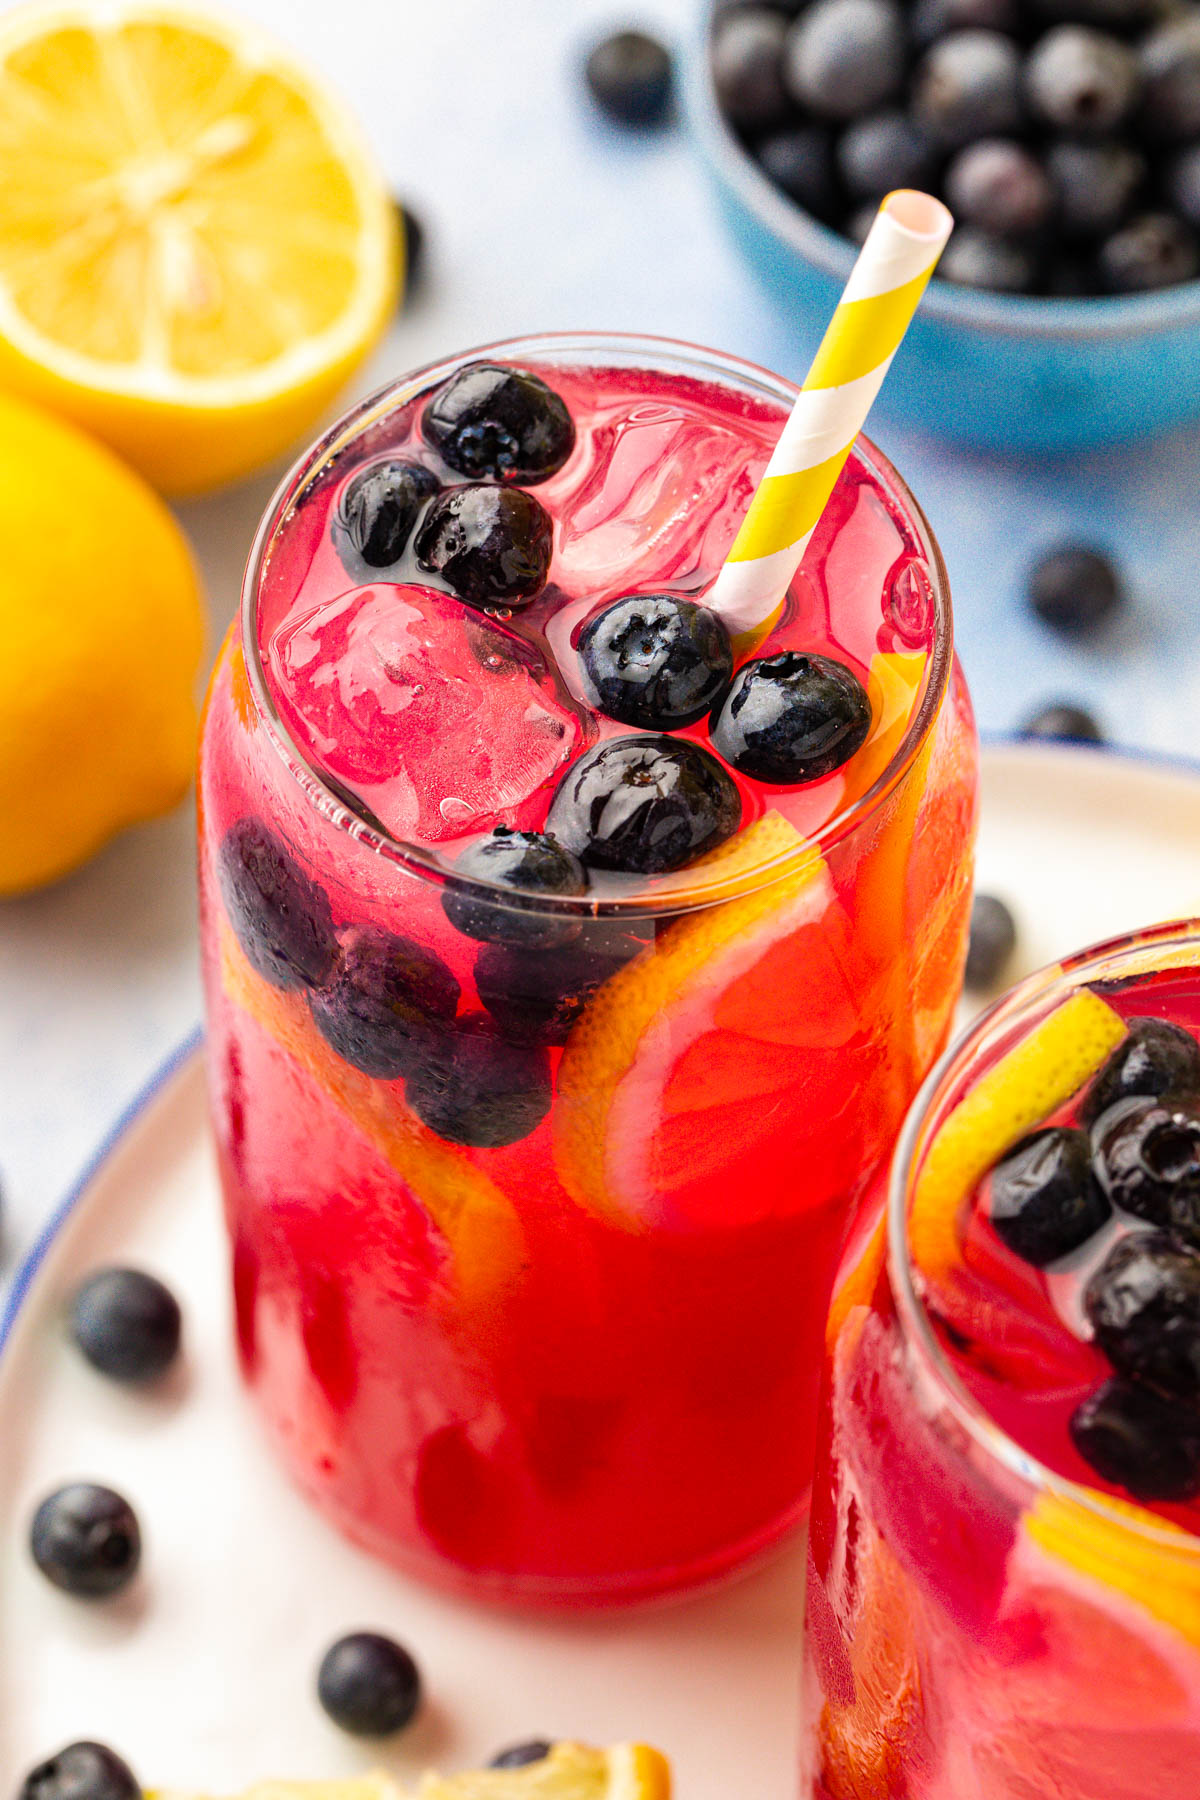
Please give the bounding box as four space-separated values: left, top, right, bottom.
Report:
684 6 1200 453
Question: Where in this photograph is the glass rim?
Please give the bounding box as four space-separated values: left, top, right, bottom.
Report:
887 913 1200 1556
240 327 955 919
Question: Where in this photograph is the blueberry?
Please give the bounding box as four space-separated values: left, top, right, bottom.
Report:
474 934 639 1046
1140 15 1200 141
911 0 1020 45
1098 211 1200 291
422 364 574 485
912 31 1024 148
1019 700 1104 742
1083 1018 1200 1127
396 200 425 296
1070 1376 1200 1499
218 818 337 991
309 928 460 1078
756 126 840 219
939 225 1040 290
414 483 554 609
1027 26 1141 133
1167 142 1200 228
546 736 741 874
710 651 871 785
945 139 1054 235
783 0 906 120
30 1483 141 1599
69 1268 182 1384
988 1127 1111 1265
442 828 589 949
1027 544 1123 634
964 892 1018 990
1047 139 1146 238
406 1020 551 1148
316 1631 421 1737
579 594 734 731
489 1743 553 1770
585 30 673 125
836 111 935 201
711 7 792 132
334 459 439 570
1085 1230 1200 1398
1093 1100 1200 1239
17 1744 140 1800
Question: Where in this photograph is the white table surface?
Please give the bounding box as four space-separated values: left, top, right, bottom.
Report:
3 0 1200 1289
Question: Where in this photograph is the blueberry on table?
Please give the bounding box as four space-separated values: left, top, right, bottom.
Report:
964 892 1017 991
30 1483 141 1599
1025 26 1141 135
442 828 589 950
1047 140 1145 240
406 1020 551 1148
585 31 673 125
218 818 337 992
18 1743 140 1800
1082 1017 1200 1128
579 594 734 730
912 30 1025 149
945 140 1055 237
1071 1376 1200 1499
836 111 935 202
783 0 907 120
1085 1231 1200 1399
414 483 554 608
1098 212 1200 292
334 459 439 570
309 928 460 1079
396 199 425 295
1139 16 1200 142
711 7 792 133
316 1631 421 1736
69 1267 181 1384
422 363 575 485
489 1743 554 1769
1027 544 1123 635
546 736 741 875
1018 701 1104 743
939 227 1040 292
710 651 871 785
756 127 839 219
1093 1099 1200 1239
988 1127 1111 1266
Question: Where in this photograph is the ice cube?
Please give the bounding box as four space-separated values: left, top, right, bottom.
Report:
268 584 583 844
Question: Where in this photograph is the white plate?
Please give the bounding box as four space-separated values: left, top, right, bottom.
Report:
5 740 1200 1793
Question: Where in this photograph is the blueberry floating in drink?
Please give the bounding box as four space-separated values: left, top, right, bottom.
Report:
1085 1231 1200 1399
334 458 439 572
219 818 337 992
546 736 742 874
1082 1015 1200 1126
987 1126 1111 1266
414 483 554 608
443 827 589 950
308 927 461 1079
422 362 575 485
710 652 872 785
578 594 734 731
406 1019 551 1148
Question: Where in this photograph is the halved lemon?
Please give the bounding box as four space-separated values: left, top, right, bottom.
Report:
0 0 399 492
157 1744 671 1800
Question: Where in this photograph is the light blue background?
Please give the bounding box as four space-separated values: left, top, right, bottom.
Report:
2 0 1198 1286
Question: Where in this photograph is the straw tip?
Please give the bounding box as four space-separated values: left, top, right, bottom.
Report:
882 190 954 243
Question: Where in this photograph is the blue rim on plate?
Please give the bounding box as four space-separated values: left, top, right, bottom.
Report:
5 735 1200 1364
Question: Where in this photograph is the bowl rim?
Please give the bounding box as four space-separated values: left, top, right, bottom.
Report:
686 1 1200 343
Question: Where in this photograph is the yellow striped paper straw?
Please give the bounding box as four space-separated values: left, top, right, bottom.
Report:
706 190 953 640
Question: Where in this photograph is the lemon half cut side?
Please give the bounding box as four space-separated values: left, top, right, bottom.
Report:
0 0 399 492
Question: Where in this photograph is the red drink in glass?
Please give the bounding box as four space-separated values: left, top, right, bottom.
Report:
198 333 977 1605
805 920 1200 1797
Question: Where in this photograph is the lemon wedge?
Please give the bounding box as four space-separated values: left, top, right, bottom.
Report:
155 1744 671 1800
0 0 398 492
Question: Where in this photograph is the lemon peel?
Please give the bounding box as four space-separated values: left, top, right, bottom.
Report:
1023 1488 1200 1653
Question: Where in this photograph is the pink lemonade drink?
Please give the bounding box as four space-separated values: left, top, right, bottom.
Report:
804 919 1200 1797
198 333 978 1605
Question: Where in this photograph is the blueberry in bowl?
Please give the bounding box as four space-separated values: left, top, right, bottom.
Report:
687 0 1200 449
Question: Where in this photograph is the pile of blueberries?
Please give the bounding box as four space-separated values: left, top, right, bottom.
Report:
21 1268 553 1800
987 1015 1200 1499
711 0 1200 294
220 364 877 1152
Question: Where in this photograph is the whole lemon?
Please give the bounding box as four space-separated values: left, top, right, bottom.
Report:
0 391 204 894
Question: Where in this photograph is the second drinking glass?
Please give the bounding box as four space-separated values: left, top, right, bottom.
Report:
199 332 978 1605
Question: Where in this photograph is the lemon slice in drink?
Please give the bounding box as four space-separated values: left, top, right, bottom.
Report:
157 1745 671 1800
909 988 1126 1288
0 0 399 493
